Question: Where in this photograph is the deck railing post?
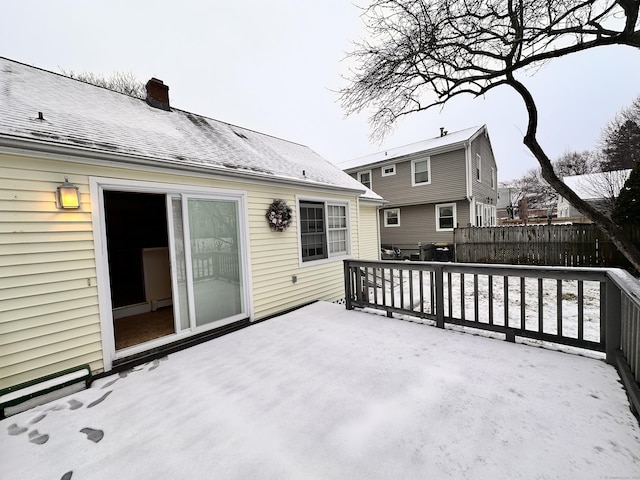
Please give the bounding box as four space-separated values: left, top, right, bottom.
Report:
434 264 445 328
344 260 353 310
605 274 622 366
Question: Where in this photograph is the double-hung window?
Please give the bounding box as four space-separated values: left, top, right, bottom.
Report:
327 204 348 254
384 208 400 227
358 171 372 189
476 154 482 182
299 200 350 263
299 201 326 261
411 158 431 186
436 203 456 231
476 203 484 227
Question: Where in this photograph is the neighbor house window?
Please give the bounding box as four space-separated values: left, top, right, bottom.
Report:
381 164 396 177
412 158 431 186
384 208 400 227
358 171 372 189
436 203 456 231
491 166 496 189
299 199 350 263
476 154 482 182
476 203 484 227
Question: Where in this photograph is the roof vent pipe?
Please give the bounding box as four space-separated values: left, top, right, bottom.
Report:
440 127 447 137
145 78 170 111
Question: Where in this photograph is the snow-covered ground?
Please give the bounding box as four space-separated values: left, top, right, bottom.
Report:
2 302 639 479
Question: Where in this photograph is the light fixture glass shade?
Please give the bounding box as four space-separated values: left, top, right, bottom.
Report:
56 177 80 209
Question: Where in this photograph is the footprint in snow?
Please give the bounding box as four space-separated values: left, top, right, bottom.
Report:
61 471 73 480
80 427 104 443
29 413 46 425
68 399 83 410
87 391 112 408
101 378 119 389
7 423 28 436
148 359 160 371
28 429 49 445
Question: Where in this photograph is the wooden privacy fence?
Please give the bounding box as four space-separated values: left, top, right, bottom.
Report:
454 224 640 268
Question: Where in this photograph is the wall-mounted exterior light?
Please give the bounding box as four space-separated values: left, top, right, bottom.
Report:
56 177 80 209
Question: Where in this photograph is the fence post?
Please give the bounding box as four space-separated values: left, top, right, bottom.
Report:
605 274 622 366
343 260 353 310
434 264 445 328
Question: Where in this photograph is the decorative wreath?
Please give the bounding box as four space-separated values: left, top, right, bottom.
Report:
266 199 293 232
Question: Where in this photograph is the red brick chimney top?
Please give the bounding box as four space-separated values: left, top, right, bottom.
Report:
145 78 170 110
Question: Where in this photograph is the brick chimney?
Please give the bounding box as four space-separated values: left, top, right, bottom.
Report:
145 78 170 110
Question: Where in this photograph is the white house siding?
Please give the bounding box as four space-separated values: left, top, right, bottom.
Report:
1 154 101 389
357 203 381 260
0 152 367 388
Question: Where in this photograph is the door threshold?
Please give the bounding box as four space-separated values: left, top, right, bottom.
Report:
98 317 252 378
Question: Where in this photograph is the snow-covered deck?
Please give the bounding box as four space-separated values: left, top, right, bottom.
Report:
2 302 639 479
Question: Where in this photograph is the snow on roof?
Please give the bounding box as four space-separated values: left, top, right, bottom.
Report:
562 170 631 200
0 57 382 201
338 125 485 171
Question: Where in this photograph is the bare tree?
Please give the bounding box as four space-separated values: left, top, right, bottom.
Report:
555 150 600 177
566 168 632 215
60 69 145 98
340 0 640 271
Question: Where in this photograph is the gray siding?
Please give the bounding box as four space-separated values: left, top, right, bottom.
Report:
380 200 471 247
470 132 498 203
351 149 467 206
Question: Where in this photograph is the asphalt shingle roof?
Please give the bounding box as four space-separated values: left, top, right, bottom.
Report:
0 57 381 200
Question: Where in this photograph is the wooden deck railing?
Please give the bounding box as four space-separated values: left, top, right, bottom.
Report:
344 259 640 416
190 252 240 282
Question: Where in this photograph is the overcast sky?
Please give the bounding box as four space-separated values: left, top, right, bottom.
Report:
2 0 639 181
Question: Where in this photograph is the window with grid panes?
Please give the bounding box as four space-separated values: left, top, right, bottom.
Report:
299 201 327 261
327 204 347 254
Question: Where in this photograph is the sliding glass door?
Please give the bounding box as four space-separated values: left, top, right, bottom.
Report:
169 194 246 332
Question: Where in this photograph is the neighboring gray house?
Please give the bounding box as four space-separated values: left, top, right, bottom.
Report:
557 169 631 219
340 126 498 255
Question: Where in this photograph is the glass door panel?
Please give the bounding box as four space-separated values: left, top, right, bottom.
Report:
169 196 190 331
187 198 244 327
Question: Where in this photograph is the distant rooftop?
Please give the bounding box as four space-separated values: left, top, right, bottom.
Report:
562 170 631 200
0 57 382 201
338 125 485 171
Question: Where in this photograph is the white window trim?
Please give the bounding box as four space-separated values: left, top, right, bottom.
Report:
381 164 396 177
411 157 431 186
476 154 482 182
296 195 352 267
357 170 372 189
435 202 457 232
384 208 401 227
